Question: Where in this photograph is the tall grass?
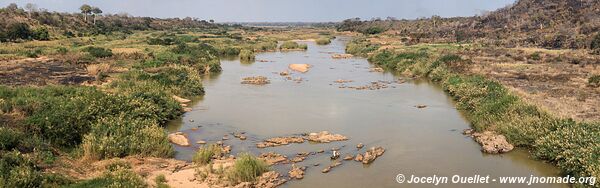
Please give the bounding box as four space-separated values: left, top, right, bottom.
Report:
315 37 332 45
239 49 255 62
193 144 222 165
279 41 307 50
226 153 269 183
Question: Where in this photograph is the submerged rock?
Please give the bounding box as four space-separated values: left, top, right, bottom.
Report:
343 155 354 161
288 64 310 73
306 131 348 143
256 136 305 148
356 143 364 149
332 54 354 59
291 152 310 163
241 76 270 85
168 133 190 146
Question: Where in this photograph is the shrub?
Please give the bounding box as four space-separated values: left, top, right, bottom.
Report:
362 27 385 35
588 75 600 88
67 166 146 188
84 47 113 58
238 49 255 61
22 48 42 58
0 128 22 150
193 144 222 165
591 33 600 50
154 174 169 188
82 114 174 160
0 151 43 188
5 23 32 41
346 38 379 56
32 28 50 41
315 37 331 45
226 153 269 183
279 41 307 50
56 47 68 55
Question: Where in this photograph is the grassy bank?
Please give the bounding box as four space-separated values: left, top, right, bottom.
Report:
349 39 600 184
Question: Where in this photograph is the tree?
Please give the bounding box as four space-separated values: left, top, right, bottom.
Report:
92 7 102 25
25 3 37 18
80 4 92 22
6 3 18 12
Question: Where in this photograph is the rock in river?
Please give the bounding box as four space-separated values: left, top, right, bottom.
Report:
306 131 348 143
288 164 305 179
469 131 514 154
256 136 305 148
359 147 385 164
288 64 310 73
259 152 288 165
168 133 190 146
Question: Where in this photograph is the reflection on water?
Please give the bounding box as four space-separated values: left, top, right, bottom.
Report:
167 36 564 188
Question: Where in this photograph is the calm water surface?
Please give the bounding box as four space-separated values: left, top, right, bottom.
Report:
167 37 564 188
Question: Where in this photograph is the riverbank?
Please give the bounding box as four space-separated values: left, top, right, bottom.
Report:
344 36 600 183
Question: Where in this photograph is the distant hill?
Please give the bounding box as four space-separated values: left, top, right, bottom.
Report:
0 3 220 42
337 0 600 50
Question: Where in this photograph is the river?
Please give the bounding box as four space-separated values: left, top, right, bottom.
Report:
167 36 564 188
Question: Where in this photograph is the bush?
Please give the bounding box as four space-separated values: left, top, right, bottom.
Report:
362 27 385 35
81 114 174 160
345 38 379 56
226 153 269 183
84 47 113 58
591 33 600 50
67 166 146 188
0 128 22 150
32 28 50 41
5 23 32 41
588 75 600 88
238 49 255 61
0 151 43 188
316 37 331 45
279 41 307 50
193 144 222 165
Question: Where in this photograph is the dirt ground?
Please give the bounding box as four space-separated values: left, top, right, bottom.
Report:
0 57 94 86
462 48 600 122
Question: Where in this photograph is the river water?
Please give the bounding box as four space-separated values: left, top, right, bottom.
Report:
167 36 564 188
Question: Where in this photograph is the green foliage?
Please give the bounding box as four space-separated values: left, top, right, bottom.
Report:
67 166 146 188
588 75 600 88
82 114 174 160
591 33 600 50
0 128 22 150
32 27 50 41
5 23 31 41
154 174 170 188
112 66 204 97
279 41 307 50
84 46 113 58
226 153 269 183
56 47 69 55
345 38 379 56
193 144 222 165
529 52 541 61
315 37 332 45
238 49 255 61
21 48 42 58
362 27 385 35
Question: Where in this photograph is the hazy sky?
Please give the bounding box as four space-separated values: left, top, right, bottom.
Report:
1 0 516 22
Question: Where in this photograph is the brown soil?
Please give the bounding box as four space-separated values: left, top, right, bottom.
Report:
0 57 94 86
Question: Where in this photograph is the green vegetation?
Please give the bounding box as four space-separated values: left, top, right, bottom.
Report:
226 153 269 183
316 37 332 45
154 174 170 188
362 47 600 183
66 165 146 188
279 41 308 51
84 46 113 58
239 49 255 61
589 75 600 88
193 144 222 165
362 27 385 35
345 38 380 57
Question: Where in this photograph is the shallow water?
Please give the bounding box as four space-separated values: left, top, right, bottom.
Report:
167 37 564 188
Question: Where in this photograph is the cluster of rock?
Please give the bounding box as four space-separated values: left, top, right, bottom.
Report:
256 131 348 148
355 147 385 164
334 79 353 83
259 152 288 165
288 164 305 179
241 76 270 85
463 129 514 154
